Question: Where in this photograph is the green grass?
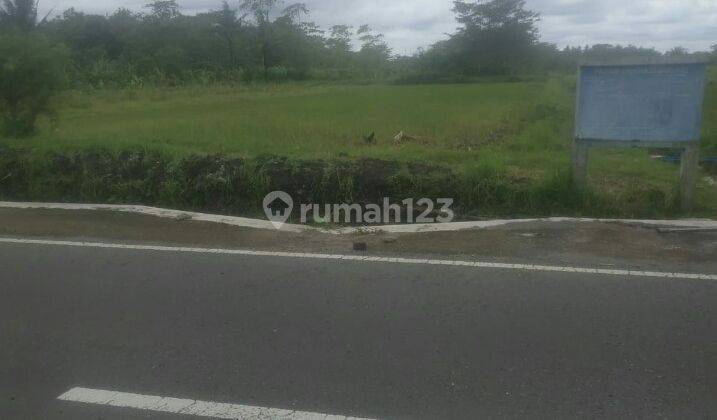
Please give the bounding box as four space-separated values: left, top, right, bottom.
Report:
20 82 545 164
701 66 717 155
2 71 717 217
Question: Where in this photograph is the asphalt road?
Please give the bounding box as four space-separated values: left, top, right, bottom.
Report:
1 239 716 419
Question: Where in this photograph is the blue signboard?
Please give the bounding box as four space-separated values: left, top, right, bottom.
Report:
576 63 707 142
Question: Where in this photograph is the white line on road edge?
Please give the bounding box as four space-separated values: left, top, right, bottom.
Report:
0 201 312 233
2 237 715 281
2 201 716 234
58 387 374 420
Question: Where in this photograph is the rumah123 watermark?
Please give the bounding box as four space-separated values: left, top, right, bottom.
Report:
263 191 454 229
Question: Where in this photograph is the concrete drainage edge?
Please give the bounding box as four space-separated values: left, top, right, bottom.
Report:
1 201 716 235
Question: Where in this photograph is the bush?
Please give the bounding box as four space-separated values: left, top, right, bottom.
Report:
0 33 69 137
266 66 289 82
0 147 698 220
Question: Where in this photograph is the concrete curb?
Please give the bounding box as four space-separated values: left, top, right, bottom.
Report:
2 201 716 235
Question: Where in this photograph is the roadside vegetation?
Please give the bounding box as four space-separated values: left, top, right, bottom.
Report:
1 0 716 220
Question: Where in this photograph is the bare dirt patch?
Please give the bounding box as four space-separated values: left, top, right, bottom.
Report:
0 208 714 274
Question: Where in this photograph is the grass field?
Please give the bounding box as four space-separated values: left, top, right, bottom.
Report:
24 81 549 163
2 70 717 217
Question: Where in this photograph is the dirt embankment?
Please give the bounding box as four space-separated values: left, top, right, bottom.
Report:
2 146 709 219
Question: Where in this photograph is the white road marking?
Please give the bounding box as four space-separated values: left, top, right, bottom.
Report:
1 237 715 281
57 387 374 419
2 201 716 234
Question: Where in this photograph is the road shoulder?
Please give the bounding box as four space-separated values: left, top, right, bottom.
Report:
1 207 715 274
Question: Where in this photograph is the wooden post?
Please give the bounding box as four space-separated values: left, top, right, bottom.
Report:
680 143 700 212
572 140 589 189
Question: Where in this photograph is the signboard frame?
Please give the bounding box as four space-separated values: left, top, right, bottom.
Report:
572 59 708 211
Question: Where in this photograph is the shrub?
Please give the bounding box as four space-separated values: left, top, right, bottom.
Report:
266 66 288 82
0 33 69 137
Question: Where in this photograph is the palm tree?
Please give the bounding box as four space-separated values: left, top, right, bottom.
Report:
0 0 50 31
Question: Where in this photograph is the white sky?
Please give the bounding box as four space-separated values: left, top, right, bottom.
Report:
39 0 717 55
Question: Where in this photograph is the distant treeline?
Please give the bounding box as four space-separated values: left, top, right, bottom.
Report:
1 0 716 89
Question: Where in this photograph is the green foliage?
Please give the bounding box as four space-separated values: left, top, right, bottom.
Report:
356 25 392 80
1 145 710 219
8 0 708 89
4 77 716 217
0 33 69 137
448 0 541 75
409 2 691 80
702 66 717 155
144 0 181 21
266 65 289 81
0 0 38 31
240 0 281 24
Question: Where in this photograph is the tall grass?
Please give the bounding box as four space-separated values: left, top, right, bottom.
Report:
1 73 716 218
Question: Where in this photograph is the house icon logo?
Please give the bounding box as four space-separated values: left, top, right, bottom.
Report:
263 191 293 229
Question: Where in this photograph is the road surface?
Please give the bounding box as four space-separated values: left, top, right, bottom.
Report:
1 237 716 419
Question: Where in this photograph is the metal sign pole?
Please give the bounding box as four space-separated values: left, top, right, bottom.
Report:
571 139 589 190
680 143 700 212
571 139 701 212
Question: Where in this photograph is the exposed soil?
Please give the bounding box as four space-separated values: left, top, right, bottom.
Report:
0 208 715 274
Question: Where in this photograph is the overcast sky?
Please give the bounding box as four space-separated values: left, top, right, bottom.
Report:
39 0 717 55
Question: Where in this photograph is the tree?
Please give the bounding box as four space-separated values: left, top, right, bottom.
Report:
271 3 317 79
144 0 180 21
666 46 688 56
0 33 68 137
240 0 309 80
356 25 391 79
325 24 353 75
282 2 308 22
326 24 352 53
357 25 385 50
212 1 243 69
450 0 540 75
0 0 50 31
240 0 282 80
453 0 539 34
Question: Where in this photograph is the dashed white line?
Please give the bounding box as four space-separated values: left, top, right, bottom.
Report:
0 237 715 281
57 387 374 419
